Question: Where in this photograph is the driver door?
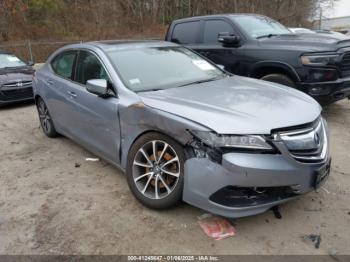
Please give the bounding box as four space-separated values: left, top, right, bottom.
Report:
64 50 121 163
195 19 245 75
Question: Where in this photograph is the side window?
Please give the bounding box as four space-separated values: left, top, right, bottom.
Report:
75 51 109 85
51 51 77 79
171 21 200 44
203 20 234 44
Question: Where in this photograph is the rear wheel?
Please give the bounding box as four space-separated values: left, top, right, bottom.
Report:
260 74 296 88
36 98 58 138
126 132 184 209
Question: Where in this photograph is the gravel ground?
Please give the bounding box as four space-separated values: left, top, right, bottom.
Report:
0 100 350 255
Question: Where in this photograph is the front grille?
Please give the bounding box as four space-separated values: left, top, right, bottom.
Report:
275 119 327 163
0 87 33 101
341 52 350 77
2 80 32 88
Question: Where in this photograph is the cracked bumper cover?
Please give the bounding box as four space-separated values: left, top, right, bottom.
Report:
183 150 331 218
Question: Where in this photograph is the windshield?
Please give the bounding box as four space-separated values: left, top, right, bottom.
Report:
106 46 226 92
232 15 291 39
0 54 27 69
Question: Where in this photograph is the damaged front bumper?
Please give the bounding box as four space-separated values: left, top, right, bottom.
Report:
183 140 331 218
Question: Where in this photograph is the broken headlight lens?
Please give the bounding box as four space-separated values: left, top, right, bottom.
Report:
190 131 273 150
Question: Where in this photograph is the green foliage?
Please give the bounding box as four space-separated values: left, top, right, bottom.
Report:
28 0 63 22
27 0 63 24
29 0 62 14
0 0 335 41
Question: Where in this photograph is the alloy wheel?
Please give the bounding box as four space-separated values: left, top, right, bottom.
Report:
132 140 180 200
37 100 52 134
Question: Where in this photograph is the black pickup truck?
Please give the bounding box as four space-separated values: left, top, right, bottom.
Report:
165 14 350 105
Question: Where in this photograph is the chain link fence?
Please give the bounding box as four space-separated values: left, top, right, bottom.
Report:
0 40 82 63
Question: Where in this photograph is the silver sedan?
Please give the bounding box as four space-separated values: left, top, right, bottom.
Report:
33 40 331 218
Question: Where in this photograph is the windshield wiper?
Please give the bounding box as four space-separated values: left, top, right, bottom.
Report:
256 34 280 39
136 88 163 93
179 75 224 87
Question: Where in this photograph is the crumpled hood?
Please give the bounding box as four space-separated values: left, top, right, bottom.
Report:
138 76 321 134
258 34 350 52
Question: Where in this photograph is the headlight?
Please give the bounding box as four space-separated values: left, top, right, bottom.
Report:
190 131 273 150
301 54 340 66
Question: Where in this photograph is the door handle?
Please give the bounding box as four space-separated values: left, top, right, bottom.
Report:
46 79 54 85
67 91 77 98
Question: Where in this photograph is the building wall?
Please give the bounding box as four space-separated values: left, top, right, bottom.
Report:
317 16 350 30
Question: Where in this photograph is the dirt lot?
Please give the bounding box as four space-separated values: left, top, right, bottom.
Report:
0 100 350 255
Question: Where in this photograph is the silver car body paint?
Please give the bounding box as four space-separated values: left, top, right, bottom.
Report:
139 76 321 134
33 41 330 218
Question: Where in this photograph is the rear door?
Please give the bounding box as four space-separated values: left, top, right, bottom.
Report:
63 49 121 163
45 50 78 131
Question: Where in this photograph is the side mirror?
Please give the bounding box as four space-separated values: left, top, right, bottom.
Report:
218 32 241 46
27 61 34 66
86 79 108 96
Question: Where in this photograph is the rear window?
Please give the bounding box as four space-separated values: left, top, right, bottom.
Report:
171 21 200 44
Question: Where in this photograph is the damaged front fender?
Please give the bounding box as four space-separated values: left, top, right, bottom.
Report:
118 101 210 169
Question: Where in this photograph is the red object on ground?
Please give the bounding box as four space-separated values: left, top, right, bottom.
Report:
198 214 236 240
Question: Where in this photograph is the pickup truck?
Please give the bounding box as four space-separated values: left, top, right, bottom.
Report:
165 14 350 105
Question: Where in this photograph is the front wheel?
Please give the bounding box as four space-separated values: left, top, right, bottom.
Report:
260 74 296 88
126 132 184 209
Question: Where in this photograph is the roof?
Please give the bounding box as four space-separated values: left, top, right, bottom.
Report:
87 39 178 50
172 13 265 23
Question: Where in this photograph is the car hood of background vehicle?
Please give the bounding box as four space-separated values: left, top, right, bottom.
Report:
138 76 321 134
0 69 33 86
259 34 350 51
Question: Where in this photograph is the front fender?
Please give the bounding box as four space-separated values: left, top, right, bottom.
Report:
119 103 210 169
249 61 301 82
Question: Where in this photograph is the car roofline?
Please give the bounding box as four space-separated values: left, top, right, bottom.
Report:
171 13 267 23
88 39 178 48
56 39 179 51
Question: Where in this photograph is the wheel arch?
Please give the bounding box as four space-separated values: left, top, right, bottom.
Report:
34 94 42 104
249 61 300 82
119 105 210 169
122 129 188 169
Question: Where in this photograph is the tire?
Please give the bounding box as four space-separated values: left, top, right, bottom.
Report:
36 97 58 138
260 74 296 88
126 132 184 209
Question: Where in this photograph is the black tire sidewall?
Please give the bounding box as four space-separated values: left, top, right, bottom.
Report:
126 132 185 209
261 74 296 88
36 98 58 138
